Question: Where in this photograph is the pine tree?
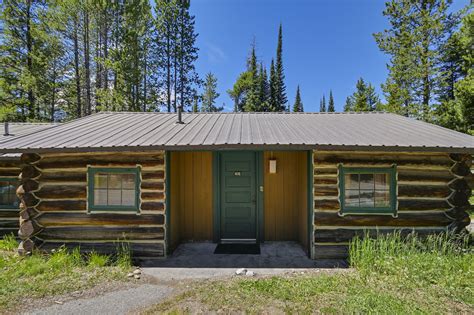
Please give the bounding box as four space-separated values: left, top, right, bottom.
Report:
175 0 200 112
435 11 473 134
192 95 199 112
269 58 277 111
227 71 252 112
155 0 202 113
366 83 381 111
353 78 369 111
154 0 176 112
258 63 269 111
319 95 326 112
343 96 354 112
328 90 335 112
0 0 49 120
201 72 222 112
274 24 287 111
347 78 382 112
374 0 456 120
292 85 303 112
244 42 261 111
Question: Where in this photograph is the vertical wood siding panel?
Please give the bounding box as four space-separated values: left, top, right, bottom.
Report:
264 151 308 243
170 151 213 243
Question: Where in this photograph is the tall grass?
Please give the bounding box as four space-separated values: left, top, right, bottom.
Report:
349 231 471 269
0 234 17 251
0 235 132 268
349 231 473 305
115 241 132 269
0 235 134 311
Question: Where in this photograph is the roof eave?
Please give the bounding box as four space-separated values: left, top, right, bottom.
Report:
0 144 472 154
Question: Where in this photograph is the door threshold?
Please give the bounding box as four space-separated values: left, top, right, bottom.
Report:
220 239 257 244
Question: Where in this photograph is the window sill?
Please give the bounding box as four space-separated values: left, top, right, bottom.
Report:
338 210 397 217
87 209 140 214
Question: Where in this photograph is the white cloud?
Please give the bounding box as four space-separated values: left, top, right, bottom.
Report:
206 42 227 63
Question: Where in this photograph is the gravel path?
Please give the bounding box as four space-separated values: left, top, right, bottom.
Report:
23 284 174 315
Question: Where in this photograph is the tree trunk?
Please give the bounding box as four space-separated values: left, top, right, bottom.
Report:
50 67 56 122
103 9 108 110
95 15 102 109
73 15 82 118
143 42 147 112
421 0 430 121
26 0 35 120
83 10 91 116
166 23 171 113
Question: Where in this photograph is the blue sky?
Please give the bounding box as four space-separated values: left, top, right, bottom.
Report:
191 0 468 112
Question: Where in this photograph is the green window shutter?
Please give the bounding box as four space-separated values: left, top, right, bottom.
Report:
87 167 141 212
338 165 397 216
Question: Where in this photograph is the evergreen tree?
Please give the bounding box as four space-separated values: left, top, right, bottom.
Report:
0 0 50 120
227 71 252 112
274 24 287 111
269 58 277 111
353 78 369 111
175 0 200 112
435 11 473 134
154 0 200 112
244 42 261 111
347 78 382 112
343 96 354 112
258 63 270 111
328 90 335 112
374 0 457 120
201 72 222 112
154 0 177 112
319 95 326 112
292 85 303 112
192 95 199 112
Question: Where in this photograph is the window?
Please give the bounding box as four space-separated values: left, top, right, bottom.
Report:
338 165 397 215
87 167 141 212
0 178 19 209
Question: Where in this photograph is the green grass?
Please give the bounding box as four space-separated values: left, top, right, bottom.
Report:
469 196 474 219
149 232 474 314
0 235 133 311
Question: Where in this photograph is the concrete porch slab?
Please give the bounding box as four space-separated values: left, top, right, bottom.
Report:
140 242 347 279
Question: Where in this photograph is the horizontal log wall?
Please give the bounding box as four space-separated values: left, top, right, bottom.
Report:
312 151 472 259
0 158 21 238
17 151 166 259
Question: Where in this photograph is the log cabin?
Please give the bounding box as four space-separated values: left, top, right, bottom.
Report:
0 123 57 238
0 112 472 260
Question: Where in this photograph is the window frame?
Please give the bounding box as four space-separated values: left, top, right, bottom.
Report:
0 177 19 209
87 166 141 213
338 164 397 216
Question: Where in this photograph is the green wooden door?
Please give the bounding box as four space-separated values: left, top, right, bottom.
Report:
219 152 257 242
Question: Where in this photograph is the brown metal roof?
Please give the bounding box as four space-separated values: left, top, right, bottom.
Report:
0 112 472 153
